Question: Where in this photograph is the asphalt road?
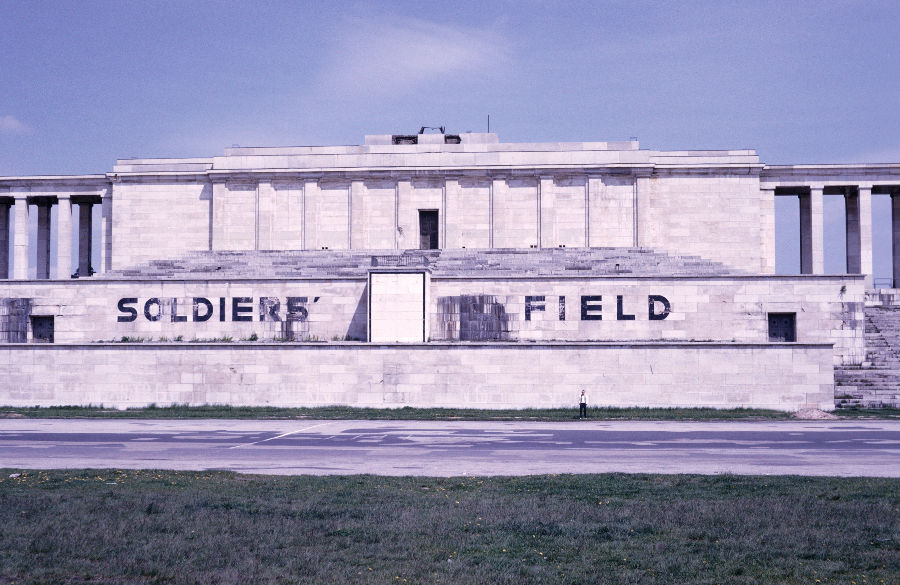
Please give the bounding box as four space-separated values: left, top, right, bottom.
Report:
1 419 899 477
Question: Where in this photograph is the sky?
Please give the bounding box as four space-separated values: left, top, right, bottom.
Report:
2 0 899 277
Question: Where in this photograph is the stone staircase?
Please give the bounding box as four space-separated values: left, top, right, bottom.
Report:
835 306 900 408
101 247 742 280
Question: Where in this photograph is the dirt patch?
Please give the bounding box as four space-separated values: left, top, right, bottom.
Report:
793 408 839 420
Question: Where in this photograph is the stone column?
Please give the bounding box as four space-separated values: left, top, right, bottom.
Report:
78 202 93 276
0 202 10 279
12 196 28 279
847 186 874 286
57 195 72 278
892 191 900 288
858 186 873 288
846 188 860 273
36 203 52 279
799 187 824 274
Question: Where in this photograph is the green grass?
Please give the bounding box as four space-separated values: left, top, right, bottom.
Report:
2 404 898 421
1 470 897 584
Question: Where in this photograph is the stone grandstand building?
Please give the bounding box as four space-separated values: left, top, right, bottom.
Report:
1 130 898 410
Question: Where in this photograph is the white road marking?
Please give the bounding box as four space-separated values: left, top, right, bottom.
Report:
228 422 332 449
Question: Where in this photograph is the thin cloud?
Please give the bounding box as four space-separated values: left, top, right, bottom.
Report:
317 16 511 96
0 115 32 136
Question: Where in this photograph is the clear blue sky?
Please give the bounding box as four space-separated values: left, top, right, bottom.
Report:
2 0 899 276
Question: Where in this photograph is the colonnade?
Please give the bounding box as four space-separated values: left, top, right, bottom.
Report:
0 194 103 280
771 184 900 288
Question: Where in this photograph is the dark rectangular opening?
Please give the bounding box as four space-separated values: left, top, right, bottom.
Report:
768 312 796 342
392 135 418 145
30 315 54 343
419 210 439 250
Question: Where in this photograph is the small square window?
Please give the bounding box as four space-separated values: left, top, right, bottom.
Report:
768 313 796 342
30 315 54 343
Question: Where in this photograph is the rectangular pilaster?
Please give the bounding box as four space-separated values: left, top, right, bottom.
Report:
587 177 604 248
350 180 364 250
36 204 51 279
799 187 824 274
12 197 28 279
78 203 93 276
0 203 9 278
302 179 317 250
256 181 276 250
211 181 227 250
57 196 72 278
539 177 554 248
490 177 503 249
759 187 776 274
443 178 459 248
634 174 651 247
584 175 590 248
100 194 113 271
441 180 447 249
396 180 410 249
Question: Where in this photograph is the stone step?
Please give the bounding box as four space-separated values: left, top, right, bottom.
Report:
102 247 744 280
836 305 900 407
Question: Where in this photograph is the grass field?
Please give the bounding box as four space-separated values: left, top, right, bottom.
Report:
2 404 898 421
1 470 897 584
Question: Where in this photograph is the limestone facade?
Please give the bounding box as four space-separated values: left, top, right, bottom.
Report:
0 131 896 410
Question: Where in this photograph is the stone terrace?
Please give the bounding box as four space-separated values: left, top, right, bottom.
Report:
101 248 743 280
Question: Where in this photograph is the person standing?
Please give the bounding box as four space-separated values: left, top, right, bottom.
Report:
579 389 587 419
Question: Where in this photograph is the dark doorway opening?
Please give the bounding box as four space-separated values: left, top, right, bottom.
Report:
31 315 54 343
768 313 796 342
419 210 439 250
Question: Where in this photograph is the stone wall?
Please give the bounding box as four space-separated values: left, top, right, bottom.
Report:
644 174 766 273
0 280 368 343
107 171 769 273
0 274 865 364
431 275 865 365
0 342 835 411
112 181 211 269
